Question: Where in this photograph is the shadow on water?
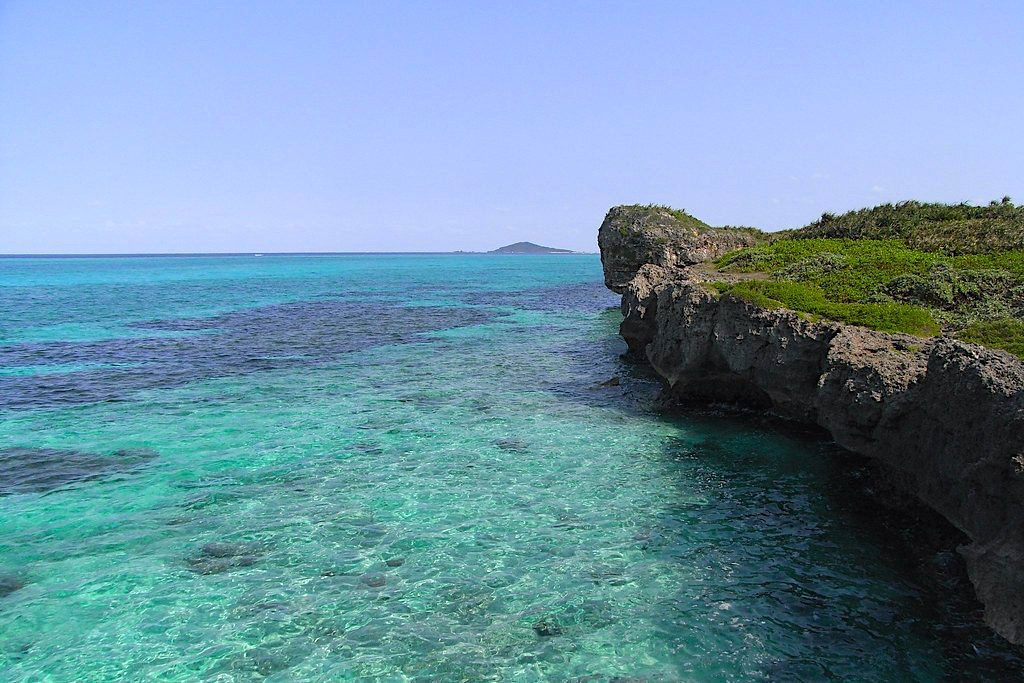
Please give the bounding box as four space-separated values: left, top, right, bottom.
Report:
649 424 1024 679
535 297 1024 677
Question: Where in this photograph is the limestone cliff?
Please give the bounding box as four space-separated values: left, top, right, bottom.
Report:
602 207 1024 646
598 205 763 293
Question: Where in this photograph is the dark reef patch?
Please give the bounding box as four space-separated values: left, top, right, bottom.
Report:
463 281 619 313
0 301 498 410
0 447 158 495
0 573 26 598
359 572 387 588
186 541 266 575
532 618 564 637
494 438 529 453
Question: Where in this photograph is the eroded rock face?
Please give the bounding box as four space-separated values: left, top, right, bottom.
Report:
618 264 669 356
597 206 761 293
604 223 1024 646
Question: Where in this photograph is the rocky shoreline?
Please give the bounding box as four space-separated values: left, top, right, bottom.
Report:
599 206 1024 646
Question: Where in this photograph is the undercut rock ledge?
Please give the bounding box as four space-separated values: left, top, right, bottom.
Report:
599 207 1024 646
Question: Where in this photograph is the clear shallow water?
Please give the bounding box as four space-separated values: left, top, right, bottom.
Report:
1 254 1021 681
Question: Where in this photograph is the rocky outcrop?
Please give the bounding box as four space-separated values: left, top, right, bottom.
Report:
598 205 763 293
603 209 1024 646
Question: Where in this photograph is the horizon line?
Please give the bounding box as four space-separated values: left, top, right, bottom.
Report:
0 250 597 258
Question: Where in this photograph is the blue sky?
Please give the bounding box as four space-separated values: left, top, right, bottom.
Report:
1 1 1022 253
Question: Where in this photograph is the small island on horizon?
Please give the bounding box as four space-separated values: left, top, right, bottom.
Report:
489 241 574 254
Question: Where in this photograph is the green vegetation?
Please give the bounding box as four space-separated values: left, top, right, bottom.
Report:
616 204 770 242
709 199 1024 355
791 197 1024 254
959 318 1024 358
619 204 712 230
712 278 941 337
709 225 770 242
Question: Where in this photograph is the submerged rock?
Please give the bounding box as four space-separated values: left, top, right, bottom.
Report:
532 618 564 637
436 580 494 621
495 438 529 453
0 447 157 495
589 565 629 586
0 574 25 598
221 647 292 678
199 541 261 558
360 572 387 588
251 601 290 612
384 557 405 568
186 541 263 575
187 555 258 575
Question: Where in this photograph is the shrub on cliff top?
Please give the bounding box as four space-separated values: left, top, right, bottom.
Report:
703 199 1024 353
777 252 848 281
615 204 712 231
612 205 769 242
712 237 1024 354
878 263 1024 320
790 197 1024 254
717 239 1024 301
958 318 1024 358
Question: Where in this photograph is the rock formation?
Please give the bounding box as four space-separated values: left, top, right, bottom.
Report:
598 205 762 292
600 205 1024 646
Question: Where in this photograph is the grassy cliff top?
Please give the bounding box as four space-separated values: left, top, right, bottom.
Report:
611 204 768 240
787 197 1024 254
612 204 712 231
707 199 1024 356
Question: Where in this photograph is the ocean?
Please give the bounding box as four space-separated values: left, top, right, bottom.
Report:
0 254 1020 680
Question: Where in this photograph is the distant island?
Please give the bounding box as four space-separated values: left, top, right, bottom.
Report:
490 242 573 254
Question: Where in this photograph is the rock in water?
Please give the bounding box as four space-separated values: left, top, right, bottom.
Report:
360 572 386 588
0 574 25 598
532 618 564 636
0 447 158 496
187 555 258 575
186 541 264 575
494 438 528 453
200 542 254 558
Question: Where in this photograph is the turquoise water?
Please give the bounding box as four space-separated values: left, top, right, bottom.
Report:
1 254 1021 681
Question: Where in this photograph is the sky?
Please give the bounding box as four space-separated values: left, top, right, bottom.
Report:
1 1 1023 254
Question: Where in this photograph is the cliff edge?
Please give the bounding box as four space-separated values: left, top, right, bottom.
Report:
600 204 1024 646
597 205 764 293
